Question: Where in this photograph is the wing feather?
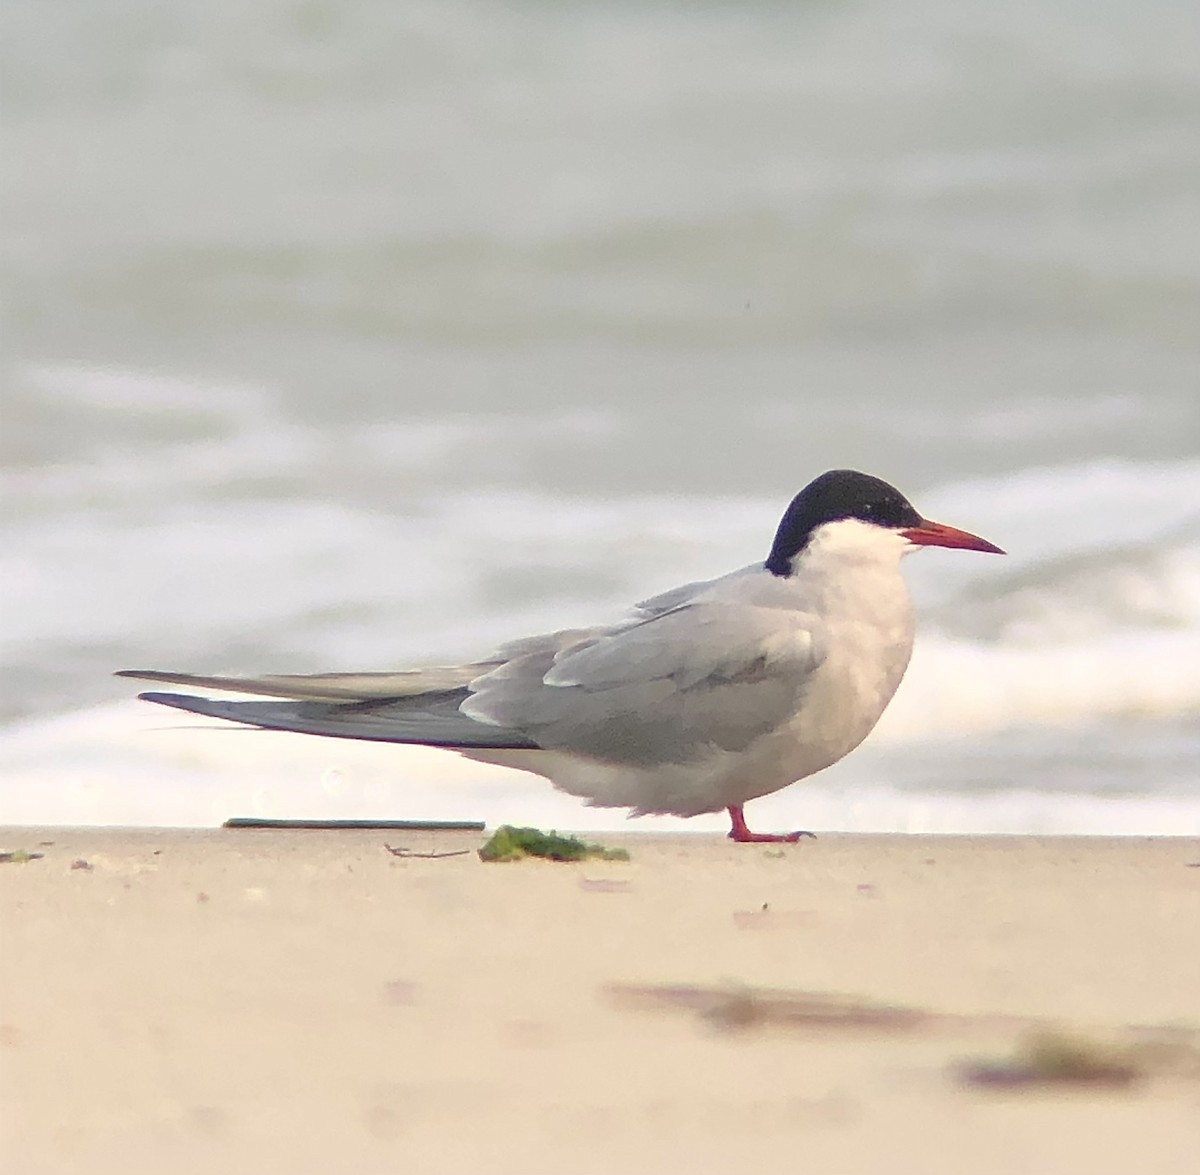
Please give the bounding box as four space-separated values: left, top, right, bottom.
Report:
136 688 538 748
463 602 823 765
116 667 488 701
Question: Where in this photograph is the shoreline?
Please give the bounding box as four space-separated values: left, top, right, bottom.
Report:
3 829 1198 1174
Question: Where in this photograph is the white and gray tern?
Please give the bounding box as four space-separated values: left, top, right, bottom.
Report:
120 469 1004 842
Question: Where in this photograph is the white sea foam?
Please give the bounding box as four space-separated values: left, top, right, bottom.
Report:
2 701 1197 835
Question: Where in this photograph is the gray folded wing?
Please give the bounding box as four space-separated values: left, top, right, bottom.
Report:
463 602 825 766
122 596 824 765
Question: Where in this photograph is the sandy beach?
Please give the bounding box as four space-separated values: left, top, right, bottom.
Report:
2 828 1198 1174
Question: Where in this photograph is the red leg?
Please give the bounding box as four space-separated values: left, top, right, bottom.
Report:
726 804 815 844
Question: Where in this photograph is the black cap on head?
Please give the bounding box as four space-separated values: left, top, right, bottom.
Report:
765 470 922 576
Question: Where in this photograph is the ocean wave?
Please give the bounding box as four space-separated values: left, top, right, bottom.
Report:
935 541 1200 643
877 629 1200 744
5 449 1199 733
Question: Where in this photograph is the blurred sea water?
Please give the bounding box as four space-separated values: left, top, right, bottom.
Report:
3 1 1198 832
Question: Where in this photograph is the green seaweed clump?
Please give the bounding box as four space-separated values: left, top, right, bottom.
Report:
0 849 44 864
478 825 630 864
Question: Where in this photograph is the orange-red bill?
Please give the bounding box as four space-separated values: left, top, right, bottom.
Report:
902 519 1005 554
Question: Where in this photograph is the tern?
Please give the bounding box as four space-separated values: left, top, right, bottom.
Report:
119 470 1003 842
